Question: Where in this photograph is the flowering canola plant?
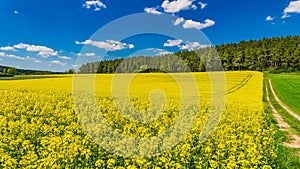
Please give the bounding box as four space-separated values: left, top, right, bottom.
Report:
0 72 276 168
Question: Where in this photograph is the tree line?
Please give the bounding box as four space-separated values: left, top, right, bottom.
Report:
0 67 16 77
0 66 61 76
78 36 300 73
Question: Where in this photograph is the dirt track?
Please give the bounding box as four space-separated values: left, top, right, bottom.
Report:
266 84 300 155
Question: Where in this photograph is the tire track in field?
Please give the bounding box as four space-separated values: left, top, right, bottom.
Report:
226 73 253 94
203 72 253 96
268 79 300 121
266 85 300 152
285 78 300 90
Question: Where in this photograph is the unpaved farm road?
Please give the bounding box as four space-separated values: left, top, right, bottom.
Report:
266 84 300 156
268 79 300 121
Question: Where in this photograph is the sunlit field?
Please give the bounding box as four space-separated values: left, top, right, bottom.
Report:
267 73 300 115
0 72 278 168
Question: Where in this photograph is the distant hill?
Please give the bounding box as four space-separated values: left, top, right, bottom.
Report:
0 65 61 75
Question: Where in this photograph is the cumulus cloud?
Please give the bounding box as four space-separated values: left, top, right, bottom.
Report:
58 56 72 60
284 0 300 14
13 43 58 58
199 2 207 9
164 39 183 47
0 46 17 52
0 53 26 60
77 53 96 57
75 40 134 51
281 13 291 19
266 16 275 21
191 4 197 10
51 60 66 66
7 54 25 60
14 11 19 14
13 43 29 49
183 19 215 29
163 39 209 51
0 52 26 60
179 41 209 51
26 45 53 52
37 51 58 57
0 52 5 56
145 48 173 56
158 51 173 55
144 7 162 15
84 0 107 11
161 0 194 13
174 17 185 26
179 41 200 50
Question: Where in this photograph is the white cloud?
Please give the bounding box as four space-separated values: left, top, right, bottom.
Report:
282 13 291 18
144 48 173 56
179 41 209 51
180 42 200 50
0 46 17 52
144 7 162 15
13 43 58 58
266 16 274 21
199 2 207 9
76 40 134 51
77 53 96 57
58 56 72 60
191 4 197 10
164 39 183 47
14 11 18 14
6 54 26 60
163 39 210 51
284 0 300 14
34 60 42 63
128 44 134 49
37 51 58 58
13 43 30 49
174 17 185 26
0 52 26 60
84 0 107 11
183 19 215 29
161 0 194 13
26 45 53 52
51 60 66 66
158 51 173 56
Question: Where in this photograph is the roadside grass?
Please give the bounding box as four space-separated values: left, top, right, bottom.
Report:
263 75 300 168
272 126 300 168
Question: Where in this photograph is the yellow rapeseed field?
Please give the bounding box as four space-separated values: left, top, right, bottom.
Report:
0 72 276 168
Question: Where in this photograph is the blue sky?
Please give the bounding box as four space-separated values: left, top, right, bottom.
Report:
0 0 299 72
